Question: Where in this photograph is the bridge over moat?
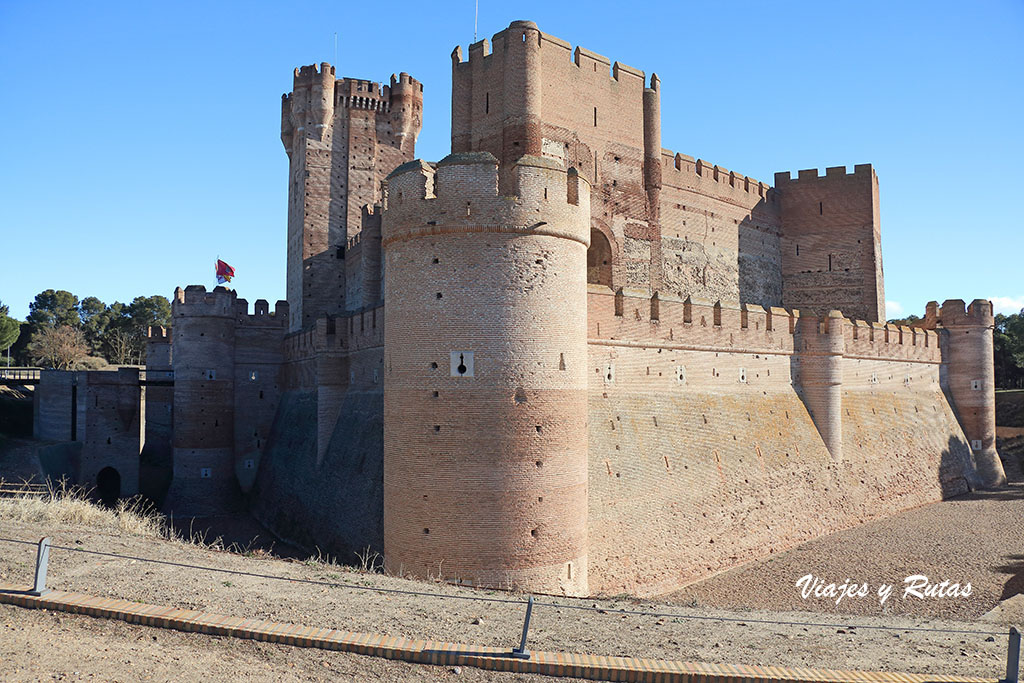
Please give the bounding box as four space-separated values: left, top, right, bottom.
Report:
0 368 173 388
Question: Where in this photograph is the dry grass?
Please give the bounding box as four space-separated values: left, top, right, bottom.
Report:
0 481 336 566
0 479 168 538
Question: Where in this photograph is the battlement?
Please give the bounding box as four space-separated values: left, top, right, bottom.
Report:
383 152 590 247
283 306 384 362
939 298 995 327
292 62 335 88
147 325 171 342
346 204 383 249
662 150 774 202
282 64 423 149
234 298 289 326
453 20 645 85
588 287 942 363
843 317 941 362
589 287 799 354
774 164 875 186
172 286 289 325
389 72 423 94
172 285 237 318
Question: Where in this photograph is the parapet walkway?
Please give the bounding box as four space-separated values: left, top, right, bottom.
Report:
0 584 994 683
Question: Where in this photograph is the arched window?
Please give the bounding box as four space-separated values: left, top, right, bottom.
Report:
587 229 613 286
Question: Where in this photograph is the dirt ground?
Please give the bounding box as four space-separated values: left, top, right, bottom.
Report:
0 508 1017 682
664 472 1024 622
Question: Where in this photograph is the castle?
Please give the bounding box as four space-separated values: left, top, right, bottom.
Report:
32 21 1005 597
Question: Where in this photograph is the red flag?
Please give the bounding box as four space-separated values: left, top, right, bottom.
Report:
215 259 235 284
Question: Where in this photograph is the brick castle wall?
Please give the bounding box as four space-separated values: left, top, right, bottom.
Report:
584 288 976 596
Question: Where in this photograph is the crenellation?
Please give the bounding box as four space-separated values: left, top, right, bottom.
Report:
660 149 774 202
383 153 591 249
147 325 171 342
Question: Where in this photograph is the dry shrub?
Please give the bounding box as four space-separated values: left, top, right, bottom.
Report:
0 479 167 538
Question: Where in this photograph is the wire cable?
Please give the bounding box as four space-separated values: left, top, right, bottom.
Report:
0 536 1010 637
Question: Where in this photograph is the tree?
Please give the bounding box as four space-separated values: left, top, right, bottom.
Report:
100 296 172 365
887 314 922 326
27 289 80 329
28 325 90 370
0 302 20 367
79 296 111 355
995 312 1024 388
105 328 138 365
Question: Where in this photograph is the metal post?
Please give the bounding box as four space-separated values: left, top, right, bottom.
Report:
1004 627 1021 683
29 537 51 596
511 596 533 659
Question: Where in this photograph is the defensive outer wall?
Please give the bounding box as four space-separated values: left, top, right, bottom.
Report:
31 20 1006 598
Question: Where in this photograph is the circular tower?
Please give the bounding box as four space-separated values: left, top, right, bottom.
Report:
165 285 238 515
382 152 591 595
939 299 1006 488
796 310 845 461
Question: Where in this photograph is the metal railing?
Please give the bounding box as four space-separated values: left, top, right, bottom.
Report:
0 367 41 383
0 535 1019 679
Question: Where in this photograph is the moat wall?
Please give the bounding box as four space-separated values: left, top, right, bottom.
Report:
585 288 976 596
251 309 386 559
250 387 384 559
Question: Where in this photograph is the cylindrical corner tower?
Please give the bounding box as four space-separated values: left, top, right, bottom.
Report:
502 21 542 164
940 299 1006 488
797 310 845 460
382 152 591 595
389 72 423 154
165 285 239 515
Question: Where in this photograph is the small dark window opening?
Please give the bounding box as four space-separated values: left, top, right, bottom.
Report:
819 202 823 215
828 254 833 271
436 292 443 299
485 92 489 114
594 107 598 127
796 244 800 256
456 353 467 375
336 246 345 259
259 390 264 399
430 362 438 369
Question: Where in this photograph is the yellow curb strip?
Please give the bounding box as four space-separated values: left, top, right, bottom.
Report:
0 585 996 683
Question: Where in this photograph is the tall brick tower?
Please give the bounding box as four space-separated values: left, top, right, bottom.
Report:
936 299 1006 487
281 64 422 330
451 21 661 289
165 286 238 514
382 153 592 595
775 166 885 322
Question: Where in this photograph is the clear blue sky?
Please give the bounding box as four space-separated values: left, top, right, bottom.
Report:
1 0 1021 321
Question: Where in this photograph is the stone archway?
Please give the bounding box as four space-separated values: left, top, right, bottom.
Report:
587 228 613 286
96 466 121 507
